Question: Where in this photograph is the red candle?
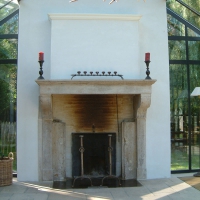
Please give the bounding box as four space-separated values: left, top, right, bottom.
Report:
145 52 150 61
39 52 44 61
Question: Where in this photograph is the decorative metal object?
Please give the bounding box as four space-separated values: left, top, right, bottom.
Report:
69 0 117 4
38 61 44 79
109 0 117 4
145 61 151 80
71 71 124 80
101 134 121 186
72 135 93 187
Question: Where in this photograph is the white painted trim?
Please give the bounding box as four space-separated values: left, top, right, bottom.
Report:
48 13 142 21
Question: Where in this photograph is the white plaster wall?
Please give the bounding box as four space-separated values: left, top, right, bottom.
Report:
50 18 140 79
17 0 170 181
138 2 171 179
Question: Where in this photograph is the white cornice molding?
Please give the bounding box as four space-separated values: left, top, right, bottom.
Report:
48 13 142 21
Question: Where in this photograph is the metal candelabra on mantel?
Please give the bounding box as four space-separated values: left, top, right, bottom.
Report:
71 71 124 80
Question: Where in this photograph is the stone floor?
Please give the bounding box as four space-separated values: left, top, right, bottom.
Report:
0 173 200 200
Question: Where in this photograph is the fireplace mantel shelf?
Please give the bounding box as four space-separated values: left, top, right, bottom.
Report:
36 79 156 95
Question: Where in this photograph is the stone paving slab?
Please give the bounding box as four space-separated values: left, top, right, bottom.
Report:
48 193 87 200
0 174 199 200
10 193 48 200
0 185 28 194
0 193 13 200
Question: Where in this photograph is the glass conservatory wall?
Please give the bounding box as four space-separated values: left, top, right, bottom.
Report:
0 1 18 173
168 9 200 171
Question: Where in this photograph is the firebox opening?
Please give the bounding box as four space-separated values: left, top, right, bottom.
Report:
72 133 116 177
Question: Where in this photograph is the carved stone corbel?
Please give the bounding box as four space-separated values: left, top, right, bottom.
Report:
39 95 52 120
137 94 151 120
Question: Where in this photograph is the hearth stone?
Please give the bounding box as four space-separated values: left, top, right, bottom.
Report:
53 178 142 189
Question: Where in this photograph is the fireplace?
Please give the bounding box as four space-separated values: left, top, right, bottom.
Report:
36 79 156 181
72 133 116 177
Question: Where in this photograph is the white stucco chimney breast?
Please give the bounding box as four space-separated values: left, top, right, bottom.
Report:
48 13 142 80
17 0 170 182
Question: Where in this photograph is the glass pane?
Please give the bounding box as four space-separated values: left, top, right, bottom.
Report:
0 13 18 34
187 28 200 37
0 39 17 59
190 65 200 170
188 41 200 60
168 14 185 36
0 0 19 21
169 40 186 60
182 0 200 13
167 0 200 29
0 64 17 173
170 64 189 170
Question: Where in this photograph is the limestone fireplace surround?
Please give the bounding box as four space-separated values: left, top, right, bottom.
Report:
36 79 156 181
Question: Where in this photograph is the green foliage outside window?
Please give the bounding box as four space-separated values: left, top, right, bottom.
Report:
0 39 18 59
0 79 10 115
167 0 200 29
0 14 18 34
181 0 200 12
0 1 19 172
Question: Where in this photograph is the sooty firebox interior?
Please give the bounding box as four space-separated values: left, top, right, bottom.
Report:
72 133 116 177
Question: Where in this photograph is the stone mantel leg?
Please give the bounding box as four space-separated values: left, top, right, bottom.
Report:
38 95 53 181
134 94 151 180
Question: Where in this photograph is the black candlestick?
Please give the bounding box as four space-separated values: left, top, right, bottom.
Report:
38 60 44 79
145 61 151 80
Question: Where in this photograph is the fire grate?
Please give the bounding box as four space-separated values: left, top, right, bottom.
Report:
72 135 93 187
72 133 119 187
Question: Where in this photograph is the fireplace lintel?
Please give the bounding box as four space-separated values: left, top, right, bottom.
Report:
36 79 156 95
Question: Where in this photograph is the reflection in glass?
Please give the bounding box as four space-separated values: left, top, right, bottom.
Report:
169 40 186 60
0 0 19 21
0 39 18 59
168 14 185 36
188 41 200 60
170 64 189 170
189 65 200 169
0 64 17 172
0 14 18 34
